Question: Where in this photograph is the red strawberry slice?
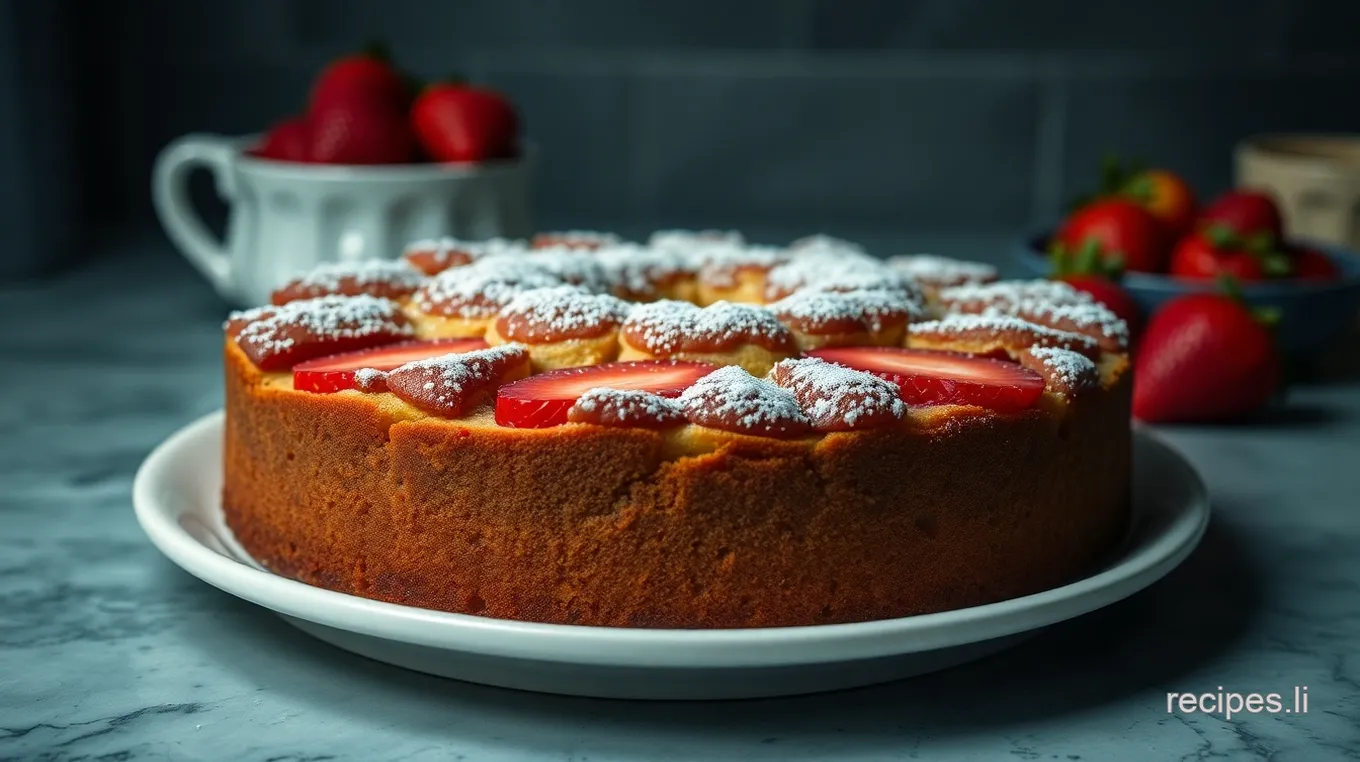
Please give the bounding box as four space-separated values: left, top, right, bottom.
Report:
495 360 719 428
293 338 489 393
807 347 1046 413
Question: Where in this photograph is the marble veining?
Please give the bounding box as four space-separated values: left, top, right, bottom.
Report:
1 235 1358 761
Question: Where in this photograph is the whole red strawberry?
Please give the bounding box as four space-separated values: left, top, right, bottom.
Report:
1052 199 1166 273
1133 291 1280 423
310 45 411 115
1169 224 1292 282
1199 190 1284 242
1289 245 1342 280
1121 169 1198 240
1068 158 1198 240
412 83 519 163
251 116 311 162
308 106 416 165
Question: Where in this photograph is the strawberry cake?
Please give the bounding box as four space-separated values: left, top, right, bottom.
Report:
223 233 1132 628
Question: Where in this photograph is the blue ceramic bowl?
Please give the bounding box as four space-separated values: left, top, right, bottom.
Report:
1013 233 1360 357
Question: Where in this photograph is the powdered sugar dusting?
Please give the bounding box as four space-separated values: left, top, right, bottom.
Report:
995 300 1129 347
939 279 1092 310
533 231 623 249
353 367 387 391
623 300 792 353
283 259 426 292
678 365 811 435
649 229 745 249
384 344 529 416
415 257 564 317
569 388 685 427
593 244 694 296
911 313 1091 342
694 243 787 286
771 357 905 429
910 313 1101 355
769 288 923 332
788 234 868 257
225 304 273 328
404 236 527 264
523 248 613 293
1027 346 1098 389
497 285 630 341
231 294 411 357
886 254 998 286
391 344 527 391
764 255 921 300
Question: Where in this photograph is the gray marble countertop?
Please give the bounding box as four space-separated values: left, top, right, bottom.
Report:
2 234 1358 762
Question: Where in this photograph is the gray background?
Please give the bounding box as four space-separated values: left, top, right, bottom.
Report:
5 0 1360 274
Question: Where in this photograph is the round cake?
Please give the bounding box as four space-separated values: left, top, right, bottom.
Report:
222 232 1132 629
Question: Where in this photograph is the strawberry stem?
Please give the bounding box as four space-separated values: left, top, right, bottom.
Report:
1049 244 1071 277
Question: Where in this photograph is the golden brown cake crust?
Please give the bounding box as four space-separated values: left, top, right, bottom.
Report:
223 340 1132 629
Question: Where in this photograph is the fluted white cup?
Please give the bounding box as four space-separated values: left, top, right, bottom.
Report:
153 134 534 306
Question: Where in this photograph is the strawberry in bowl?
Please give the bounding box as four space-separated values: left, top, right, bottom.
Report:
1015 162 1360 358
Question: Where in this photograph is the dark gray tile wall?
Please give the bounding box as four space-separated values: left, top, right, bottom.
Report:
58 0 1360 239
807 0 1288 52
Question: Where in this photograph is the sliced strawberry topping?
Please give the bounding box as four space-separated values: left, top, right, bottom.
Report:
292 338 489 394
495 360 718 429
385 345 531 418
807 346 1046 413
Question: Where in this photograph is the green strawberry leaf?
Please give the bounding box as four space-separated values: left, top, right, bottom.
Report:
1121 173 1154 202
1049 243 1071 277
1204 223 1239 250
1076 238 1103 273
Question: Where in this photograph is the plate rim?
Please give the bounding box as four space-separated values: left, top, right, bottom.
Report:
133 410 1209 669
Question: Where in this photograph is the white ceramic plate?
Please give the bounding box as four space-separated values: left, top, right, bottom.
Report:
133 412 1208 700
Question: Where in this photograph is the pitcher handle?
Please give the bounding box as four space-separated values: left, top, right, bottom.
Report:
152 134 239 298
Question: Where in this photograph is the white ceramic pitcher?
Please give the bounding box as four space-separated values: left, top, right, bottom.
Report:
152 134 534 306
